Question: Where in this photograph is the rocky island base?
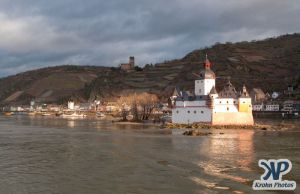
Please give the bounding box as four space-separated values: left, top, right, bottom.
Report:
163 122 295 136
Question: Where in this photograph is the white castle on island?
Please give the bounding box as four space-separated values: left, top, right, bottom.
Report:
171 56 254 125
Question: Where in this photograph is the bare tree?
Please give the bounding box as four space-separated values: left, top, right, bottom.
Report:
116 95 130 121
139 93 158 120
129 93 139 121
118 92 159 122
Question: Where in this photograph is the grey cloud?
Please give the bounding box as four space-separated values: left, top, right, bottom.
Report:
0 0 299 77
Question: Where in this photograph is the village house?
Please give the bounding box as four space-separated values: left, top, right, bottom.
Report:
250 88 267 103
265 104 280 111
68 101 75 110
47 104 61 112
293 101 300 111
105 102 119 112
252 104 264 111
282 100 300 111
9 106 24 112
252 103 281 112
79 103 93 111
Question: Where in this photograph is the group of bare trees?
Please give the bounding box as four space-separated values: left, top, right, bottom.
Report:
117 92 159 122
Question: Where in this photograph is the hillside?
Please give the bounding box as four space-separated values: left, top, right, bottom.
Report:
0 65 110 105
0 33 300 105
89 33 300 101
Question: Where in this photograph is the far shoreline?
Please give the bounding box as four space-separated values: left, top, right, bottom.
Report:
1 114 299 133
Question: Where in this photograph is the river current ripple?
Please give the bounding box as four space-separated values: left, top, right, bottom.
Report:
0 116 299 194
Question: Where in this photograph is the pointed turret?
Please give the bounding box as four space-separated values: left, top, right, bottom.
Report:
238 84 252 113
199 55 215 79
172 86 181 97
209 86 218 95
204 53 212 69
240 84 249 97
209 86 218 99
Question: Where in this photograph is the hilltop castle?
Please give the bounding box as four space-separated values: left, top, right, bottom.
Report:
171 56 254 125
120 56 135 71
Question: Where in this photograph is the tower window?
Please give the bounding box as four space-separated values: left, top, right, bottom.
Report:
201 111 204 114
227 107 229 111
187 110 190 114
194 111 197 114
176 110 179 114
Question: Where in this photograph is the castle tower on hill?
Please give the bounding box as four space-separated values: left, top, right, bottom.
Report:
120 56 135 71
129 56 135 67
171 55 254 125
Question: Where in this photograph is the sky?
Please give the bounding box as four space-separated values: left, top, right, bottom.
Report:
0 0 299 77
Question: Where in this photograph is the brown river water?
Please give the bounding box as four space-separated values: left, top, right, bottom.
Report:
0 115 299 194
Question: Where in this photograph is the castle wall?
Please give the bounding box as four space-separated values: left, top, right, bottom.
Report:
120 63 132 71
172 107 212 124
212 112 254 125
213 98 239 112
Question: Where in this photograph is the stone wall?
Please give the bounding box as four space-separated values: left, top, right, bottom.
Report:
212 112 254 125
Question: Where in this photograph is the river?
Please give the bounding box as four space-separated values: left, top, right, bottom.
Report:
0 115 299 194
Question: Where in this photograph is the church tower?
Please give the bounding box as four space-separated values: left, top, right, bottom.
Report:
195 55 216 96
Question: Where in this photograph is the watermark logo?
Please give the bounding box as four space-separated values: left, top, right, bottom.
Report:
253 159 296 190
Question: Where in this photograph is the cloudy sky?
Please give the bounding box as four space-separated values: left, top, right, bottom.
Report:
0 0 299 77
